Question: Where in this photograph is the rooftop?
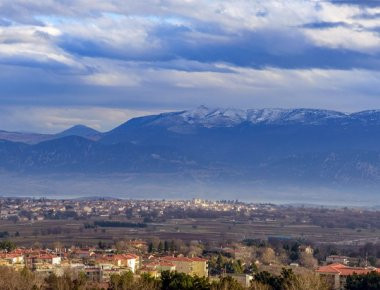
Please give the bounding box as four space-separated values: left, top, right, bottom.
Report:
316 263 380 276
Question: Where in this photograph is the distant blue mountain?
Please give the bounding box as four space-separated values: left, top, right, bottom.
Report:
56 125 101 139
0 130 51 144
0 124 101 144
3 107 380 186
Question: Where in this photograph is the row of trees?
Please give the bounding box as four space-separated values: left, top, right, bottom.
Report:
209 255 251 275
108 269 380 290
1 266 380 290
108 269 328 290
146 238 203 257
346 272 380 290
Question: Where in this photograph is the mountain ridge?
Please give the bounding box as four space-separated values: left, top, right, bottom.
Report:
55 125 102 141
102 106 380 139
4 107 380 141
2 107 380 191
0 124 101 144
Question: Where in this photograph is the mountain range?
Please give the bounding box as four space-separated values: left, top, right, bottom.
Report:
0 124 101 144
2 106 380 199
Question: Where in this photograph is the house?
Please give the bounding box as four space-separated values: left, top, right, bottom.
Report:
128 240 147 250
113 254 139 273
326 255 350 265
140 267 159 278
95 254 139 273
0 253 24 265
101 268 126 282
83 206 92 213
72 249 95 259
225 274 253 288
149 261 176 272
140 261 176 278
26 254 61 269
34 266 64 277
83 267 102 282
221 246 252 261
40 255 62 265
316 263 380 290
94 257 115 271
160 256 208 277
299 245 313 255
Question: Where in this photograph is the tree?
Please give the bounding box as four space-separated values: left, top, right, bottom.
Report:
346 272 380 290
161 271 210 290
135 273 161 290
284 271 328 290
245 261 258 274
225 260 244 274
253 268 328 290
45 271 88 290
250 281 271 290
98 241 107 250
52 241 63 251
173 239 186 253
0 240 16 252
115 240 127 252
148 242 154 253
212 276 244 290
210 254 227 275
0 266 42 290
298 252 318 269
170 240 175 252
254 271 283 290
158 241 164 253
261 248 276 265
164 240 170 252
109 271 134 290
77 271 88 288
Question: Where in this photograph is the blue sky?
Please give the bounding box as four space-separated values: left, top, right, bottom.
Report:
2 0 380 132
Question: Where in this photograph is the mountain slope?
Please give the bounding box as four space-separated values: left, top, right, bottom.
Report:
55 125 101 140
0 136 192 173
0 125 102 144
2 107 380 188
0 130 52 144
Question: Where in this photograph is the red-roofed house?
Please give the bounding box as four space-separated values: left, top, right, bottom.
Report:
326 255 350 265
140 261 176 278
73 249 95 259
26 254 61 268
95 254 139 273
160 256 208 277
0 253 24 265
316 263 380 289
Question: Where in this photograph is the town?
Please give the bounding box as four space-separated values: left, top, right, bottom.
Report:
0 197 379 289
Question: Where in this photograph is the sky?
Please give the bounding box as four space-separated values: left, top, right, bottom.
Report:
2 0 380 132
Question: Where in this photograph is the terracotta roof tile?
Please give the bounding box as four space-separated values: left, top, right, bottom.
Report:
317 263 380 276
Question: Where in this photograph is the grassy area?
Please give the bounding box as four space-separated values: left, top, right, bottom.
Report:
0 216 378 247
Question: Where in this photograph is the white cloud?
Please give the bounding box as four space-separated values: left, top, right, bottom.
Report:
59 15 159 52
303 26 380 53
2 62 380 132
1 0 380 133
0 25 83 68
0 106 161 133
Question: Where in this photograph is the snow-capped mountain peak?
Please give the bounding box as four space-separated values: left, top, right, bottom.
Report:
114 107 380 132
175 107 347 127
179 106 247 127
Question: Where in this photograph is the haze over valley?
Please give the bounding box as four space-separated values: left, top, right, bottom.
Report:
0 106 379 205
